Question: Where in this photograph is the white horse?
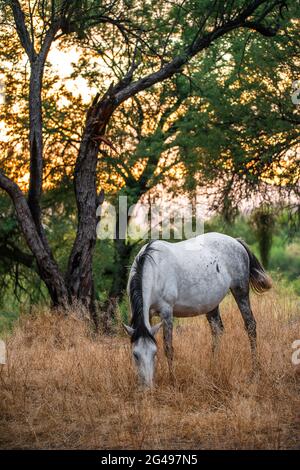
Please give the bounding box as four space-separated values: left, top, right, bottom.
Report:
123 233 272 387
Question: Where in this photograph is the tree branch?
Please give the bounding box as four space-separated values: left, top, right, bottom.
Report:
10 0 35 61
114 0 286 105
0 242 35 269
243 20 280 37
0 172 47 260
0 171 68 304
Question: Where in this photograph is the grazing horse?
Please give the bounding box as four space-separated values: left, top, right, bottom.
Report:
123 233 272 387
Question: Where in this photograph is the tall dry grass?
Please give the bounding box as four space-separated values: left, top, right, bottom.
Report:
0 289 299 449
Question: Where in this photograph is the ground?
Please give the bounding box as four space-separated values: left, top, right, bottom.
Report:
0 289 299 449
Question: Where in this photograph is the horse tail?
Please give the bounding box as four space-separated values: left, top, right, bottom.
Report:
129 241 156 343
236 239 272 293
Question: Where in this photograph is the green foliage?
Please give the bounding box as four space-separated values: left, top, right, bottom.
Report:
1 1 298 209
0 309 18 334
171 15 300 211
270 239 300 294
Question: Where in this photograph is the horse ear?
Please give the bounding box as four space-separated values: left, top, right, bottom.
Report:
151 321 163 337
122 323 134 337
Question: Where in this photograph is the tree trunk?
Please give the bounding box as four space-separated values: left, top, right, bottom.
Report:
66 91 116 324
28 60 43 232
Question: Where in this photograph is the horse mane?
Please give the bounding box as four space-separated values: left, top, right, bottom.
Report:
129 241 156 344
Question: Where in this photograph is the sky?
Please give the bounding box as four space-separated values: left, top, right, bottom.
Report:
47 44 97 103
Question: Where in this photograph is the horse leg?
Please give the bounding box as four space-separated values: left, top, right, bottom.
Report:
206 306 224 354
160 306 174 382
231 285 259 372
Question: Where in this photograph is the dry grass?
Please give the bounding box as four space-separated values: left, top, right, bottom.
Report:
0 289 299 450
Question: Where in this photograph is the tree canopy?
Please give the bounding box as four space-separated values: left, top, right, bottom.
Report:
0 0 298 321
